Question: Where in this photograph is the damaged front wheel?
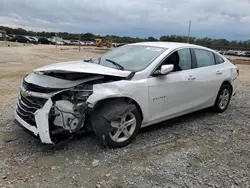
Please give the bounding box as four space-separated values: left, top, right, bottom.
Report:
109 112 136 143
91 100 141 148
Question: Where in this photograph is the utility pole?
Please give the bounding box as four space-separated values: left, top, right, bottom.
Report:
0 30 7 46
55 33 58 48
4 30 7 46
187 20 191 43
79 34 81 52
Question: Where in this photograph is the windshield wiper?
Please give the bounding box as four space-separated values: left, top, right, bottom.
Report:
105 59 124 70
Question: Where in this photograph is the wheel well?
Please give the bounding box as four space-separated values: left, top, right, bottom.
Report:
93 97 143 121
222 81 233 93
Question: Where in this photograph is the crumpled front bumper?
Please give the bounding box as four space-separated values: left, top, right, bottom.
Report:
15 98 53 144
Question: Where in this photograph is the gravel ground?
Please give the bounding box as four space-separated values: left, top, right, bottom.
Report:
0 45 250 188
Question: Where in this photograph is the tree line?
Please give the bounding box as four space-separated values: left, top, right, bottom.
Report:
1 25 250 50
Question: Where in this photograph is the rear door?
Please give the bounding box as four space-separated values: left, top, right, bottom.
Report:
191 49 225 107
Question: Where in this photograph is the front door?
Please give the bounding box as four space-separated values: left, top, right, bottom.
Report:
148 48 200 122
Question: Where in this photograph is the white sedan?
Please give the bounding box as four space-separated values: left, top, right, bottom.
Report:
15 42 238 148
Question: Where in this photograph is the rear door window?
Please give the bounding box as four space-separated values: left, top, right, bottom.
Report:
194 49 216 68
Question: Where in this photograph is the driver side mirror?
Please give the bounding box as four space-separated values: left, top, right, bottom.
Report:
153 64 174 76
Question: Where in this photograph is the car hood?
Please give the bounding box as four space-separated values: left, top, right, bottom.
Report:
34 61 132 78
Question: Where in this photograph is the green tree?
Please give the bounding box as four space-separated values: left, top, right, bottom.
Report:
1 25 250 50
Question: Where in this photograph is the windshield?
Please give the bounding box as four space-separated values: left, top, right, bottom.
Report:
92 45 167 71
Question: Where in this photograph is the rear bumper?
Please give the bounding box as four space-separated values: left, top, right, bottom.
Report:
15 99 53 144
232 77 237 96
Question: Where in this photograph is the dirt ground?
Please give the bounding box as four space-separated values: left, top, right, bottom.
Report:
0 44 250 188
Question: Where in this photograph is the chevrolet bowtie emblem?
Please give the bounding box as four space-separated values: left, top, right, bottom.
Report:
23 91 30 97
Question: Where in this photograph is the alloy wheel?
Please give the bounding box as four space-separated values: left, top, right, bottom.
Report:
109 112 136 143
218 88 230 110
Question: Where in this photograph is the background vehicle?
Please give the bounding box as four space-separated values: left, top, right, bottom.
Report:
70 40 80 45
15 42 238 148
55 41 64 45
95 38 112 48
8 34 15 41
85 41 94 46
80 41 86 46
11 35 31 43
26 36 38 44
63 40 71 45
246 51 250 57
38 37 55 45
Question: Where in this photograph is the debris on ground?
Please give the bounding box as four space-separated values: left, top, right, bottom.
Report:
92 159 100 167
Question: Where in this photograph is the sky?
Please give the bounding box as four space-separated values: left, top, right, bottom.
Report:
1 0 250 40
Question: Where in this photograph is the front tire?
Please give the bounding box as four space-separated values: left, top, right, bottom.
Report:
91 100 141 148
213 84 232 113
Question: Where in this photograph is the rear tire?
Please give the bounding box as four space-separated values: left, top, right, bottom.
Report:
213 84 232 113
91 100 141 148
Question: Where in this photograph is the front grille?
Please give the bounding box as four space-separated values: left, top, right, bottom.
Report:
23 80 61 93
16 93 47 126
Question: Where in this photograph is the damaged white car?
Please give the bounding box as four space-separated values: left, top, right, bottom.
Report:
15 42 238 148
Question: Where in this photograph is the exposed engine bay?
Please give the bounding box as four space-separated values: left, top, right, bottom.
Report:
15 68 131 144
51 84 92 133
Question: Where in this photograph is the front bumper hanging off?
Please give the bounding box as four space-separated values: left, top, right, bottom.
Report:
15 98 53 144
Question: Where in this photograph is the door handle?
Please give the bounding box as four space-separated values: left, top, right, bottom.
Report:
188 76 196 81
216 71 223 75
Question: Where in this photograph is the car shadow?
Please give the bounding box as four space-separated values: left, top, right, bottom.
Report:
139 108 215 134
10 108 217 153
58 108 216 150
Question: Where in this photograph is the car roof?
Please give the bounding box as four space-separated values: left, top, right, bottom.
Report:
130 42 207 50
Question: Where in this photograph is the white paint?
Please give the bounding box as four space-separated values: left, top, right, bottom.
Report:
34 61 132 78
15 42 238 144
87 79 149 123
130 42 200 49
146 47 163 52
160 65 173 75
87 42 238 126
34 99 53 144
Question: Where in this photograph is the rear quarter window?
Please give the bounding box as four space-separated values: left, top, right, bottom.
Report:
214 54 225 64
